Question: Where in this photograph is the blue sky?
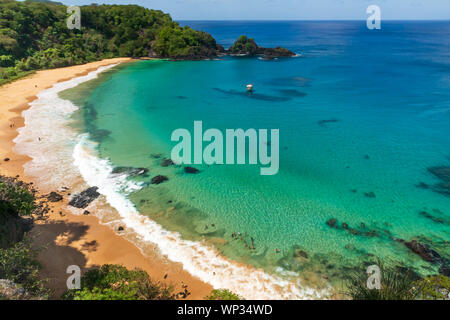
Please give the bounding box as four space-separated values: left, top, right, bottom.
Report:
56 0 450 20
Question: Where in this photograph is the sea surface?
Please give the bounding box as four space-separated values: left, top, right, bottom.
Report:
19 21 450 298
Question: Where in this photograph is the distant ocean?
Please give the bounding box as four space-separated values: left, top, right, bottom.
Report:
19 21 450 299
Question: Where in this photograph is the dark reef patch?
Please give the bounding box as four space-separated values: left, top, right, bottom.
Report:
419 209 450 226
318 119 339 127
151 175 168 184
214 88 290 102
427 166 450 197
276 89 307 97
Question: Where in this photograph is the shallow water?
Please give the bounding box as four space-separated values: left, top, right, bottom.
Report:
54 21 450 295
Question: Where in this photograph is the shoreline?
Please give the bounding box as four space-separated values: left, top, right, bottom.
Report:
0 58 213 299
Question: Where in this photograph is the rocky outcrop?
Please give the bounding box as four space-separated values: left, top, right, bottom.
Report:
228 35 295 58
68 187 100 209
427 166 450 197
151 175 168 185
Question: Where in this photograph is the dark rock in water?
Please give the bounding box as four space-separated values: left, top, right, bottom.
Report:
68 187 100 209
364 192 376 198
83 210 90 215
4 158 10 162
403 240 442 263
90 129 111 141
349 228 361 236
439 263 450 277
151 175 168 184
118 226 124 232
177 96 188 100
326 218 338 228
262 47 296 59
112 166 149 177
318 119 339 126
350 189 357 193
416 182 430 189
150 153 163 159
47 192 63 202
161 159 174 167
428 166 450 182
184 166 200 174
364 155 370 160
342 223 349 230
294 249 308 259
419 210 449 225
427 166 450 197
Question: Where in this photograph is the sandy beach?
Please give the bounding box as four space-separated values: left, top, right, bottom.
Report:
0 58 213 299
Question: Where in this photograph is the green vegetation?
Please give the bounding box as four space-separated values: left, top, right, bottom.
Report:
417 275 450 300
0 176 48 299
0 0 221 85
344 260 450 300
0 236 47 298
205 289 243 300
63 264 175 300
229 35 259 56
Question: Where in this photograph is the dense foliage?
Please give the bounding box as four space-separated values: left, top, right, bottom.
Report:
63 264 175 300
205 289 242 300
0 176 47 299
344 261 420 300
0 0 221 84
0 236 47 298
229 35 259 56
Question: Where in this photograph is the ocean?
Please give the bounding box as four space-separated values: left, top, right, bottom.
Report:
16 21 450 299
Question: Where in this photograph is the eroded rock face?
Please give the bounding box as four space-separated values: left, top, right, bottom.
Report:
68 187 100 209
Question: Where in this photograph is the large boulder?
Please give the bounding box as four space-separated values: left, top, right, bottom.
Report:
68 187 100 209
403 240 442 263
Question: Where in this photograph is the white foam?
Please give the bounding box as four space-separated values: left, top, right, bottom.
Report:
14 63 328 300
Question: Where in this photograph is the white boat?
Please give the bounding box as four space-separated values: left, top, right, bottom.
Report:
246 84 253 92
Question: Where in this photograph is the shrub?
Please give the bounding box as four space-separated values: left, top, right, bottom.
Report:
416 275 450 300
205 289 242 300
344 260 419 300
63 264 175 300
0 236 48 298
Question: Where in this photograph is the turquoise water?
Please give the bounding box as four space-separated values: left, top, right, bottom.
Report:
68 21 450 288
